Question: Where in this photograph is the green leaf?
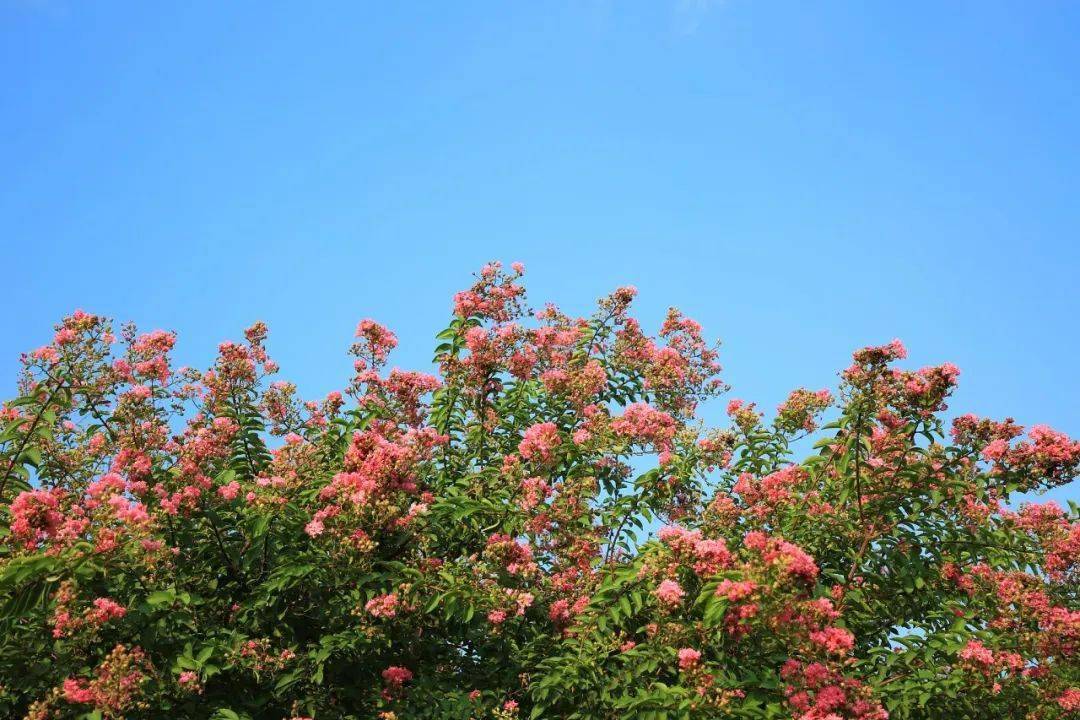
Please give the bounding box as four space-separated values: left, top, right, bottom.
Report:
147 589 177 606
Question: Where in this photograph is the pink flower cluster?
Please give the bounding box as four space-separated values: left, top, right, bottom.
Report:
851 339 907 366
733 465 809 512
809 626 855 657
9 488 63 549
677 647 701 670
714 579 758 602
775 388 832 434
61 644 151 714
654 579 686 608
88 597 127 625
781 659 888 720
518 422 561 463
381 665 414 698
611 403 678 450
485 534 538 576
658 525 733 576
352 319 398 369
453 261 527 322
365 593 399 618
743 531 819 584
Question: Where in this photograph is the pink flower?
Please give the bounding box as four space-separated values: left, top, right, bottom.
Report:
548 599 574 626
32 345 59 362
1057 688 1080 711
365 593 399 618
775 388 833 433
62 678 94 704
715 579 757 602
959 639 995 667
853 338 907 364
809 627 854 656
218 481 241 501
107 495 150 525
381 665 413 687
353 319 398 368
611 402 677 449
744 532 819 583
982 438 1009 461
518 422 561 463
677 647 701 669
654 579 685 607
9 488 63 548
88 598 126 625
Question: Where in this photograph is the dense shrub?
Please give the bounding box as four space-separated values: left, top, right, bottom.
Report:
0 263 1076 719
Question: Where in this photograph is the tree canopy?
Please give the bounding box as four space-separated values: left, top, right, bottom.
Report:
0 263 1077 719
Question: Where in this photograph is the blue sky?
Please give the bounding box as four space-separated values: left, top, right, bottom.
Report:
1 1 1076 504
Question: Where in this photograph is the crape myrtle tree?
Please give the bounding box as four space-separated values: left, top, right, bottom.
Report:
0 263 1076 720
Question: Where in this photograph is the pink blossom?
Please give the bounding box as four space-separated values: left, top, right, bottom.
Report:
9 488 63 548
1057 688 1080 711
959 639 995 667
62 678 95 704
611 402 677 449
518 422 561 463
654 579 685 607
381 665 413 687
982 438 1009 461
809 627 855 656
715 579 757 602
365 593 399 618
677 647 701 669
218 481 242 500
88 598 127 625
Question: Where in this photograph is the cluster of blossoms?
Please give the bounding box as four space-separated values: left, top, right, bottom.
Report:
517 422 561 463
780 659 888 720
231 640 296 675
9 488 64 549
452 262 527 322
31 645 153 719
952 414 1080 491
380 665 413 701
657 525 733 576
0 264 1075 719
364 593 400 619
732 465 812 517
50 583 126 638
776 388 833 434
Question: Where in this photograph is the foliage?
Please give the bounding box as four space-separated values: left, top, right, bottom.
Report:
0 263 1076 720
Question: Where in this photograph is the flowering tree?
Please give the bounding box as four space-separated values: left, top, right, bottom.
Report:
0 263 1076 720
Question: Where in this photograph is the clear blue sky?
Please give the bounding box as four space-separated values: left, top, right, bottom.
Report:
2 2 1076 504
